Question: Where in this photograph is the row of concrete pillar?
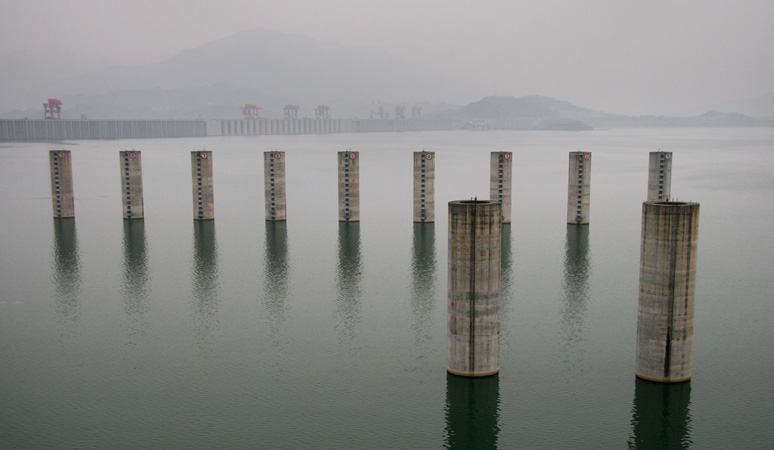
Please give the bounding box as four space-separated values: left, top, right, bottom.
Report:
49 148 696 383
50 150 674 224
448 151 698 384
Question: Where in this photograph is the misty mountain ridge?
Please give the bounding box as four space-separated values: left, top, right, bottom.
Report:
1 27 460 119
1 27 772 125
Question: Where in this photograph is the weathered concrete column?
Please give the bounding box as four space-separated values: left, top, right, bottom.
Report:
490 152 513 223
191 151 214 220
49 150 75 218
567 151 591 224
448 200 501 377
413 151 435 222
338 151 360 222
264 151 287 221
636 201 700 383
647 151 673 201
119 150 144 219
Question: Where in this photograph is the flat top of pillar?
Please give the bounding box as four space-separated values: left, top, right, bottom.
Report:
644 201 700 208
450 199 500 206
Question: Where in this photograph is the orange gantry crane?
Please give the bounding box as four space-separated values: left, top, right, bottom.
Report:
283 105 299 120
315 105 330 120
44 98 62 120
242 104 261 120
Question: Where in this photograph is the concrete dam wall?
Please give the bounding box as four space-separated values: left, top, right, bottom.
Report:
1 118 455 141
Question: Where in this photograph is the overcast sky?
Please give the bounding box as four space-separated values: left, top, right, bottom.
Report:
1 0 772 115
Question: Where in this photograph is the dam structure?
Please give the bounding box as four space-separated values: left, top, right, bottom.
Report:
49 150 75 218
490 152 513 223
191 151 215 220
567 151 591 224
119 151 144 219
338 151 360 222
264 151 287 221
1 118 455 141
447 200 502 377
413 151 435 223
647 151 673 201
636 201 700 383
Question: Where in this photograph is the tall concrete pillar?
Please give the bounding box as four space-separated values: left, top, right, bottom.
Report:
636 201 700 383
338 151 360 222
119 150 144 219
413 151 435 222
49 150 75 218
264 151 287 221
490 152 513 223
191 151 214 220
448 200 501 377
567 151 591 224
647 151 672 201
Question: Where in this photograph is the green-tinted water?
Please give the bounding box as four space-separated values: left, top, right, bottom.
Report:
1 128 773 448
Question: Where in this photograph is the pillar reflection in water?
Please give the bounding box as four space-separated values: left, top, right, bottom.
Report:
52 219 81 324
336 222 362 342
410 223 436 344
628 378 692 449
121 220 150 314
192 221 219 346
444 374 501 450
264 221 290 328
561 225 590 374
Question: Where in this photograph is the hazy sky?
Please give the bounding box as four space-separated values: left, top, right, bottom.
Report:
1 0 772 115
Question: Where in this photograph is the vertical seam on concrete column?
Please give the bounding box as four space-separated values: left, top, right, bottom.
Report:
665 208 679 378
468 203 477 373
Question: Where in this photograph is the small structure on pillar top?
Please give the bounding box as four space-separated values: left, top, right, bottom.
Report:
242 104 261 120
284 105 299 120
411 105 422 119
44 98 62 120
395 105 406 120
315 105 330 120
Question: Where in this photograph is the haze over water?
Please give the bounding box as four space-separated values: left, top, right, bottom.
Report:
1 128 773 448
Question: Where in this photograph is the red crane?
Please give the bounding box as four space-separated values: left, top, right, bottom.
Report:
44 98 62 120
284 104 300 120
242 104 261 120
394 105 406 120
411 105 422 119
315 105 330 120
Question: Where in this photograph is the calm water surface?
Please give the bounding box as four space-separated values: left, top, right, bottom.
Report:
1 128 773 449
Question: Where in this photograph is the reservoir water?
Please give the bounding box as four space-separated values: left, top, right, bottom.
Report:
1 128 773 449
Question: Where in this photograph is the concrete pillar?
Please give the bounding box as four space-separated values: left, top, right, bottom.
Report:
567 151 591 224
413 151 435 222
448 200 501 377
636 201 700 383
119 151 144 219
264 151 287 221
49 150 75 218
191 151 214 220
490 152 513 223
647 151 673 201
338 151 360 222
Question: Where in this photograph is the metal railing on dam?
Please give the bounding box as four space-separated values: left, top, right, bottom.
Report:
0 118 456 141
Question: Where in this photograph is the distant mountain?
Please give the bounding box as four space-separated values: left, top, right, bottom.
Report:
0 48 120 113
433 95 612 129
0 28 461 120
431 95 773 129
711 92 774 118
